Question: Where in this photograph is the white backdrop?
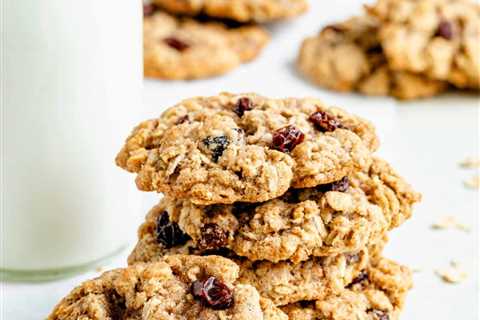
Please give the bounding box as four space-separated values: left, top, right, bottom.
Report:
2 1 479 318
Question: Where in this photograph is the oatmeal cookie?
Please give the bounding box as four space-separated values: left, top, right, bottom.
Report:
151 0 308 23
159 185 387 263
116 93 378 205
297 15 448 99
351 157 422 229
143 10 269 80
282 257 412 320
368 0 480 89
49 255 287 320
127 156 418 264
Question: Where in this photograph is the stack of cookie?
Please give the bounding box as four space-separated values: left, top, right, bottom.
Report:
297 0 480 100
48 93 421 319
143 0 308 80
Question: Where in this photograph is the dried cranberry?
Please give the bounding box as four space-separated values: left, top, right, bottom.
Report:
175 115 189 125
143 3 155 17
199 223 229 250
345 252 360 265
369 309 389 320
309 110 343 132
203 136 229 162
347 270 369 288
435 20 454 40
233 97 253 117
156 211 191 248
271 125 305 152
164 37 190 51
191 277 234 309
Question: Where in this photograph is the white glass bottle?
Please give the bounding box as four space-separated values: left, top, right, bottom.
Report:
1 0 142 280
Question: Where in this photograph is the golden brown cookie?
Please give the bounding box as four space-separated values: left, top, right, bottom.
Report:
49 255 287 320
116 93 378 205
151 0 308 22
144 10 269 80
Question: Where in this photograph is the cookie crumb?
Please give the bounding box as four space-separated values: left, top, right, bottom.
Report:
435 261 468 284
95 266 104 273
431 216 470 232
463 175 480 190
459 157 480 169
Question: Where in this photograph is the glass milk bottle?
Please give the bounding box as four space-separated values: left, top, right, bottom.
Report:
1 0 142 280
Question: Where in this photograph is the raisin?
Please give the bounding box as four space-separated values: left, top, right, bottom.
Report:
199 223 229 250
156 211 191 248
164 37 190 51
345 252 360 265
435 20 453 40
175 115 189 125
271 125 305 152
309 111 343 132
143 3 155 17
203 136 229 162
191 277 234 309
233 97 253 117
369 309 389 320
347 270 369 288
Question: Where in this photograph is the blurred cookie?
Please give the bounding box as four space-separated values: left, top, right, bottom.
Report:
116 93 378 205
144 10 269 80
368 0 480 90
297 15 448 99
151 0 308 22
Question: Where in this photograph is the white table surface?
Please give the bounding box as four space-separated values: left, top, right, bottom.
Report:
2 1 479 318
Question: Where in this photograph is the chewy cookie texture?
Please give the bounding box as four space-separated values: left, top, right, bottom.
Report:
143 9 270 80
48 255 287 320
116 93 378 205
127 157 419 264
50 93 419 319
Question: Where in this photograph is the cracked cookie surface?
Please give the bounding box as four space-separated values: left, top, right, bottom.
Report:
282 257 412 320
127 203 387 307
49 255 287 320
116 93 378 205
151 0 308 22
368 0 480 89
297 15 448 99
127 156 418 264
144 11 269 80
